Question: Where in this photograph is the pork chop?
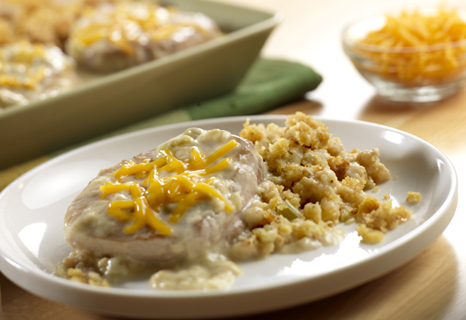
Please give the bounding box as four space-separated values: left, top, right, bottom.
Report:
63 128 264 262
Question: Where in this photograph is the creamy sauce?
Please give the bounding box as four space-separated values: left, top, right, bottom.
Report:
66 1 221 72
56 249 241 290
66 129 255 243
150 253 241 290
0 41 75 108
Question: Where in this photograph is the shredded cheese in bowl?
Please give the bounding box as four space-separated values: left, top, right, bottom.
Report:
343 4 466 102
361 6 466 84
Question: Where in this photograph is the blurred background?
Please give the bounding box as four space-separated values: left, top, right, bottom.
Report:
1 0 466 319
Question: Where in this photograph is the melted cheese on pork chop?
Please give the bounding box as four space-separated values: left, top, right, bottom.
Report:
65 1 221 72
63 128 264 262
0 41 75 108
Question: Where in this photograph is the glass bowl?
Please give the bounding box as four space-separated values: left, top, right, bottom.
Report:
342 5 466 103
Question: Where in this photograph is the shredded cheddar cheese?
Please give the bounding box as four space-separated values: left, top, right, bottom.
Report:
0 42 49 89
73 2 205 54
100 140 239 234
357 5 466 85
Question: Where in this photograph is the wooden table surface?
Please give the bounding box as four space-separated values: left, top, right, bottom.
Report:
2 0 466 319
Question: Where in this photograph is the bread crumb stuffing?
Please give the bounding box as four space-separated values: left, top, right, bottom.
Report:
238 112 412 248
406 191 421 204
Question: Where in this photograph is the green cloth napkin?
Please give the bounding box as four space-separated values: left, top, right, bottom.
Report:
0 58 322 191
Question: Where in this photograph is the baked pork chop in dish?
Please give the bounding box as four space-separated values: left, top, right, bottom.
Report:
0 41 75 108
66 1 222 72
63 128 264 263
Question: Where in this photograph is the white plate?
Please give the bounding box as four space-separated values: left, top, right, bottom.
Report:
0 115 458 319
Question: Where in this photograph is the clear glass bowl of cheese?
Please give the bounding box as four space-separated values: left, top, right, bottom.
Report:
342 4 466 103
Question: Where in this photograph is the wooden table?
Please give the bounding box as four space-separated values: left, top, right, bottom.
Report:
2 0 465 319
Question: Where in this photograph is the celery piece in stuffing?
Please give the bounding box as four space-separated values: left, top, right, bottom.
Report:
277 200 301 221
